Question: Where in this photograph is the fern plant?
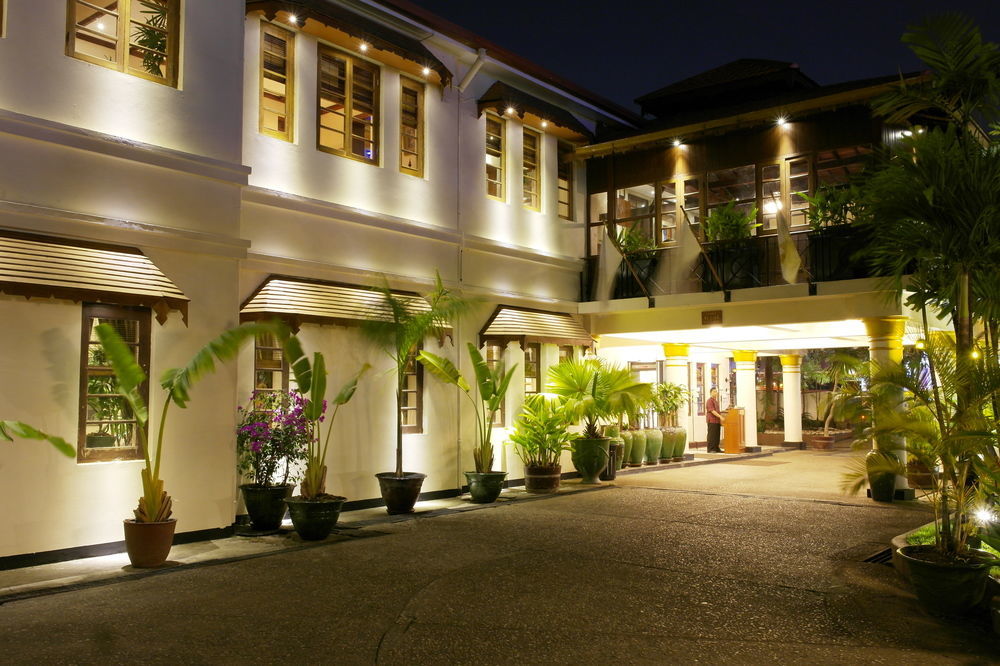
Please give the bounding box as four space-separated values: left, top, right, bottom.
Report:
704 201 760 242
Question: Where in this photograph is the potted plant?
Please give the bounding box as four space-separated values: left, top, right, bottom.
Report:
614 225 659 299
95 320 285 567
507 394 574 493
843 336 1000 614
235 390 309 533
801 185 868 282
701 201 761 291
547 357 652 484
360 274 471 514
418 343 516 503
280 336 369 540
652 382 688 462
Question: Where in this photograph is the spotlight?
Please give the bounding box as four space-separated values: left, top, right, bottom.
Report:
359 42 369 53
422 66 431 76
505 106 515 115
776 116 788 127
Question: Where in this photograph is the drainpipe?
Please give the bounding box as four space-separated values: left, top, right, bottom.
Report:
457 48 487 93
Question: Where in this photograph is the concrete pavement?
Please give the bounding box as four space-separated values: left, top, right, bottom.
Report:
1 450 997 664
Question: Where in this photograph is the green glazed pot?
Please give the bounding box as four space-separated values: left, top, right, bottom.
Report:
629 430 647 466
866 450 896 502
667 427 687 461
657 428 673 462
645 429 662 465
620 431 633 469
464 471 508 504
571 437 610 484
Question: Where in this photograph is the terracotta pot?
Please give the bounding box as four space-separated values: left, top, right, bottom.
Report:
123 518 176 568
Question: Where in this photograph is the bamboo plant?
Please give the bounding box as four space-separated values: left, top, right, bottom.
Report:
418 343 516 473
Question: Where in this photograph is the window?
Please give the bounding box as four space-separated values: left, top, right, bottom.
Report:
614 183 656 249
557 142 574 220
67 0 180 86
485 342 505 426
485 113 505 199
760 163 781 231
254 331 289 392
79 304 150 462
399 78 424 176
318 46 379 164
260 22 294 141
695 362 705 416
401 346 423 434
558 345 574 362
524 342 541 395
816 145 871 187
658 182 678 243
787 157 810 227
706 165 756 220
522 128 540 209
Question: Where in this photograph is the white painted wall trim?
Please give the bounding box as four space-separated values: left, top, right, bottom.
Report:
0 108 251 185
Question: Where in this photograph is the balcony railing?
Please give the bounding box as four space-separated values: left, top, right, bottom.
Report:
584 225 874 301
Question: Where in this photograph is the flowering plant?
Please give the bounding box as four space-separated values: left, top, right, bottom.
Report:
236 390 310 487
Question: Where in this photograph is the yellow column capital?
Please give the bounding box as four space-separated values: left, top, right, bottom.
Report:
779 353 801 368
862 316 908 341
732 350 757 363
662 343 689 358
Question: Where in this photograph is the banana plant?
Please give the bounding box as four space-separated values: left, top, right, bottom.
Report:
97 320 289 522
418 343 516 473
0 421 74 457
282 334 369 498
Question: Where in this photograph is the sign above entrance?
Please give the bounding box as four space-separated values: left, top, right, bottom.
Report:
701 310 723 326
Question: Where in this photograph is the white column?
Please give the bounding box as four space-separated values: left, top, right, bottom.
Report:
732 350 758 449
779 353 803 448
662 344 690 449
863 316 910 494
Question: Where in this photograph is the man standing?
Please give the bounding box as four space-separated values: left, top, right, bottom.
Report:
706 387 723 453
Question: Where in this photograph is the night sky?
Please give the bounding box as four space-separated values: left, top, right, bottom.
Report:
411 0 1000 112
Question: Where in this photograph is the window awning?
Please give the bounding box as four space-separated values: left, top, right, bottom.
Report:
247 0 452 87
0 231 188 325
479 305 593 347
240 275 444 330
477 82 592 139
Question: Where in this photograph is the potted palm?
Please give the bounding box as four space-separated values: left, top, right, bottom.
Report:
235 390 309 533
801 185 868 282
360 274 471 514
96 320 286 567
701 201 761 291
280 335 369 540
844 336 1000 614
507 394 574 493
418 343 516 503
547 357 652 484
652 382 688 462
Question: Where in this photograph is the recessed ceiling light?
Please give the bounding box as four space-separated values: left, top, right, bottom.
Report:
359 42 369 53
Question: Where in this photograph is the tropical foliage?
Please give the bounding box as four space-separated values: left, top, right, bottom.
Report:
703 201 759 242
546 357 652 439
236 390 310 488
0 421 74 457
651 382 688 427
508 394 574 468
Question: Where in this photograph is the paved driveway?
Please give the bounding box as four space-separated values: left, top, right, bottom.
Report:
1 452 997 664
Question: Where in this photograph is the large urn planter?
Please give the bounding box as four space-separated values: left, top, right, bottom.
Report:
628 430 647 466
376 472 427 515
572 437 610 484
866 450 896 502
240 483 294 531
465 471 508 503
665 427 687 461
123 518 176 568
524 464 561 494
285 495 346 541
619 431 633 469
896 545 996 615
645 429 662 465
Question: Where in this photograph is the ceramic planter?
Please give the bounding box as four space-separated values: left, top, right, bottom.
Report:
571 437 610 484
123 518 176 568
866 450 896 502
619 431 633 469
644 429 662 465
524 464 561 493
897 545 996 615
240 483 293 531
669 427 687 461
376 472 426 514
599 442 621 481
464 471 508 503
628 430 647 466
285 495 346 541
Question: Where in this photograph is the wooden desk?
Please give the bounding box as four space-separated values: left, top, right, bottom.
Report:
723 408 746 454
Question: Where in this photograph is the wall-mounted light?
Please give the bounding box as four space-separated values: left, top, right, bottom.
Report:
763 199 783 215
359 42 369 53
901 129 913 137
421 66 431 76
541 120 548 129
914 339 925 349
288 14 298 25
672 139 683 147
505 106 515 115
776 116 788 128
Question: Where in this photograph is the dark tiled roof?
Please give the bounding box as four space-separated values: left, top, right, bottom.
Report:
477 82 592 138
636 59 816 104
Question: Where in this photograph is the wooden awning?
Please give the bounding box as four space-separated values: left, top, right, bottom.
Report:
479 305 593 347
240 275 445 330
0 231 188 325
247 0 452 87
477 81 592 139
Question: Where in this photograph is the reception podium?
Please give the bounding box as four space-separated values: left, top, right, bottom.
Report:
722 408 746 454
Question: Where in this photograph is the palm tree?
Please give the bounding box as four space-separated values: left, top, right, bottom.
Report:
546 357 652 438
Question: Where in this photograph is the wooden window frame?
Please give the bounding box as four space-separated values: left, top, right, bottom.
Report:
399 77 424 177
523 342 541 395
254 331 289 393
522 128 541 211
485 342 506 427
78 303 151 463
317 45 381 165
557 141 574 220
66 0 180 87
401 345 424 434
485 112 505 201
259 21 294 142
